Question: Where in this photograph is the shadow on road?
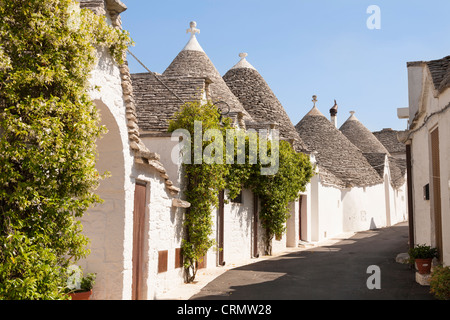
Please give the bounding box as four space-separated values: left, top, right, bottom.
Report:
191 223 434 300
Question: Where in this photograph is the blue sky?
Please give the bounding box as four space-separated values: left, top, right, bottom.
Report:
121 0 450 132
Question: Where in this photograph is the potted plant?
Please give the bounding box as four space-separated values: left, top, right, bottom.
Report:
408 244 438 274
66 265 96 300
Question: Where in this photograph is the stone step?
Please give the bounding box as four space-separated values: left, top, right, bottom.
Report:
415 272 431 286
298 241 315 248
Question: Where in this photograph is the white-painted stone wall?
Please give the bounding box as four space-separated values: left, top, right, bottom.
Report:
341 184 387 232
80 47 136 300
132 166 185 300
222 189 254 263
406 65 450 265
303 166 407 244
141 135 183 189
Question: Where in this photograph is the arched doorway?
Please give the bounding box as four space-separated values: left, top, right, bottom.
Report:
79 99 128 300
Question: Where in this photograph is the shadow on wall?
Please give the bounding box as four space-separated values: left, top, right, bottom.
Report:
81 99 127 300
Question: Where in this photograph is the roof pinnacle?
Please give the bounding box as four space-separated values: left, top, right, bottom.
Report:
182 21 204 52
312 95 318 108
186 21 200 37
230 52 256 70
239 52 248 59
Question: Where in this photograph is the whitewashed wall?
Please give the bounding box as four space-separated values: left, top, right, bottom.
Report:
304 169 406 244
306 175 343 243
80 47 135 300
341 184 386 233
408 73 450 265
222 189 255 263
133 168 185 300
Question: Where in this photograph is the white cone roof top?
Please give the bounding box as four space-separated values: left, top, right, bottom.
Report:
182 21 205 52
230 52 257 71
347 111 358 121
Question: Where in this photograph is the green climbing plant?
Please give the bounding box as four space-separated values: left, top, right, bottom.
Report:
0 0 132 299
168 100 232 283
169 99 314 282
243 140 314 255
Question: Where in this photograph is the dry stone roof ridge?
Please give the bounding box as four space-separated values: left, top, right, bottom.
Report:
79 0 127 25
388 156 406 189
338 113 407 189
426 56 450 93
408 55 450 93
295 107 383 188
371 128 407 188
339 112 390 154
372 128 406 154
132 73 206 133
362 153 386 178
223 58 308 153
79 0 107 15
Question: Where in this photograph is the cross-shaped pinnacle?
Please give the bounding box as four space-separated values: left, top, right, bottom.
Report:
312 95 318 107
187 21 200 37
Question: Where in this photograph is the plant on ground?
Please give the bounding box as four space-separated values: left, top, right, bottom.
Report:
0 0 132 299
430 265 450 300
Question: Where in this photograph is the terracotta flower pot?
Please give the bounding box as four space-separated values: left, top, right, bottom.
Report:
69 289 92 300
415 258 432 274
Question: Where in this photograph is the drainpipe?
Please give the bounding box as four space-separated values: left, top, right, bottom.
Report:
406 143 415 249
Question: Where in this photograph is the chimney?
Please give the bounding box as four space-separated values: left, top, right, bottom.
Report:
330 100 338 128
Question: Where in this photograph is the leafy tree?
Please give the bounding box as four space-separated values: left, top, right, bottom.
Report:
0 0 132 299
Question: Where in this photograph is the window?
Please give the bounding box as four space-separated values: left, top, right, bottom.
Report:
230 190 243 204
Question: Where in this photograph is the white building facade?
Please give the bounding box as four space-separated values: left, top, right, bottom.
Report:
76 0 409 299
398 57 450 266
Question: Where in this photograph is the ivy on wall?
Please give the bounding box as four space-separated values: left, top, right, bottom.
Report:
0 0 132 299
169 100 314 283
169 100 232 283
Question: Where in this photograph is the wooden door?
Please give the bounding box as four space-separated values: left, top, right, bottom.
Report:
132 182 147 300
218 190 225 266
253 194 259 258
299 195 307 241
430 128 443 262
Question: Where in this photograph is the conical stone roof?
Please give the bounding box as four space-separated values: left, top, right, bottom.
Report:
223 53 308 152
163 22 252 122
372 128 406 155
338 112 406 189
339 112 390 154
295 102 383 188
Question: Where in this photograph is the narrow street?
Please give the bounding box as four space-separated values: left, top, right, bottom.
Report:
190 222 434 300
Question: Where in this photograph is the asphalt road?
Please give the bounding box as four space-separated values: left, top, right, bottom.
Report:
190 222 434 300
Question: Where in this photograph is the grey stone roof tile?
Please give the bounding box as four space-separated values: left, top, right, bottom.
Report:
163 50 252 122
339 113 390 154
131 73 206 133
223 62 308 153
295 107 383 188
372 128 406 154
